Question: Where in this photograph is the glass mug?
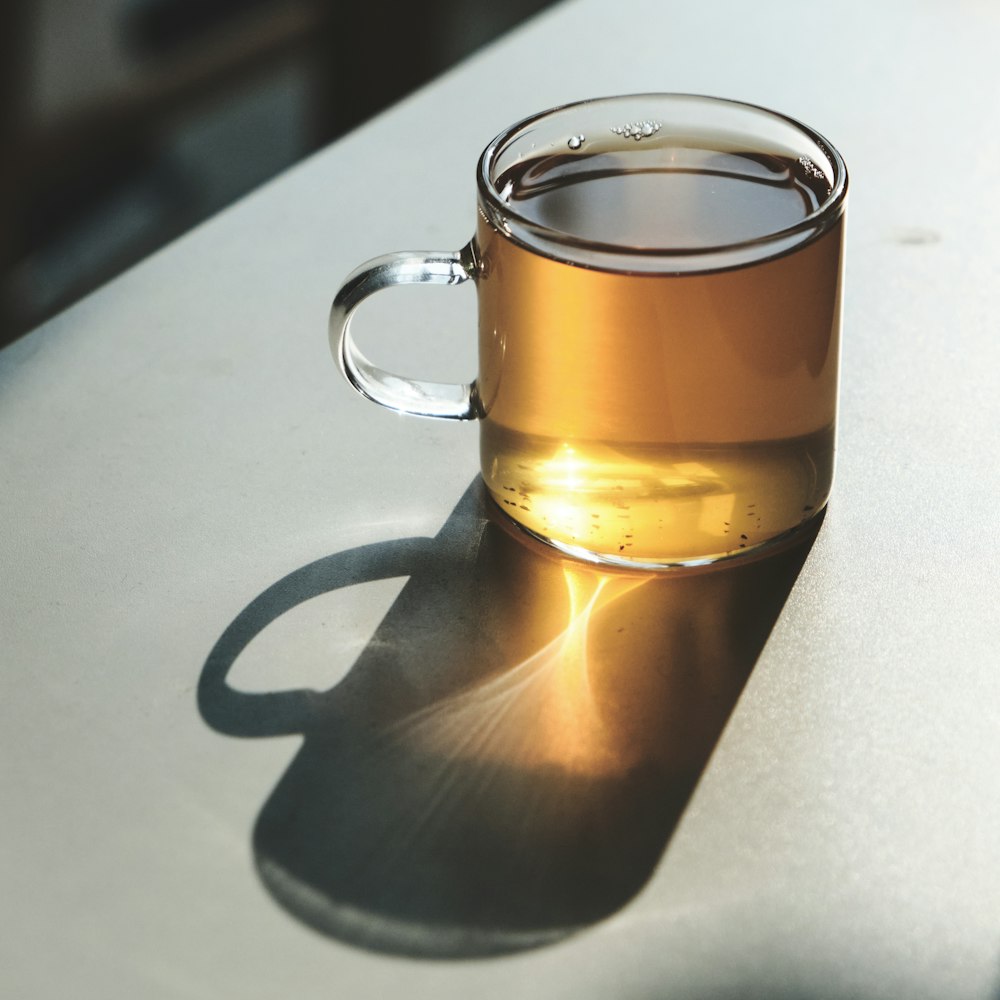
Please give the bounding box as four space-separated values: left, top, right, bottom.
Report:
330 94 847 569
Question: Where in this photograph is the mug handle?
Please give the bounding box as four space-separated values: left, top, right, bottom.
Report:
329 242 479 420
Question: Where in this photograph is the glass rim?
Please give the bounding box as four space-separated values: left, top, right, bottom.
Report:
476 93 848 270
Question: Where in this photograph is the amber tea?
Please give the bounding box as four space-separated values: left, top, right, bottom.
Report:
476 136 844 565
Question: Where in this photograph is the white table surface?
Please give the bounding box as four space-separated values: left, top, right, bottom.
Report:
3 1 999 997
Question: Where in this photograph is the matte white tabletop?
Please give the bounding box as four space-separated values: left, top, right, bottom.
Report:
3 1 999 997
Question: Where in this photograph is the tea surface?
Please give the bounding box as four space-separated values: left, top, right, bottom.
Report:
497 143 830 250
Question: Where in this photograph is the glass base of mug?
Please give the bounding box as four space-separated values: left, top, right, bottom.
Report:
486 493 828 572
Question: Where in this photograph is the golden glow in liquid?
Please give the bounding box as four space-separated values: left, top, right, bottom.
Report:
484 429 834 565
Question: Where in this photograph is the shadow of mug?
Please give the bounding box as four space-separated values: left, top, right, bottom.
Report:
199 481 820 959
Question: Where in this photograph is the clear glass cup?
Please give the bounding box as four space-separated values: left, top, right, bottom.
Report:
330 94 847 568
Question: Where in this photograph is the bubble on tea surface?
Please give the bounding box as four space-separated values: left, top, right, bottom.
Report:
611 120 661 141
796 155 824 179
567 135 585 150
796 155 832 198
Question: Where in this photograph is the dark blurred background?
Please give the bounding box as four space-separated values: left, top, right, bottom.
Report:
0 0 557 347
